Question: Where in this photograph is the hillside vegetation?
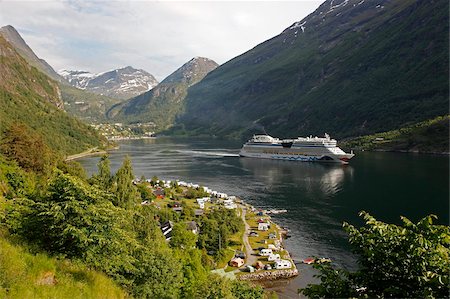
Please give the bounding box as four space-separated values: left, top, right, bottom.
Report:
342 115 449 154
174 0 448 140
109 57 218 131
0 231 127 299
0 36 103 155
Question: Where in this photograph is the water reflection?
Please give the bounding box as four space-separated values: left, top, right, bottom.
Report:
240 158 353 197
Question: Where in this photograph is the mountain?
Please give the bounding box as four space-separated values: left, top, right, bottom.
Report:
0 25 64 82
59 66 159 100
0 34 103 155
108 57 218 131
174 0 448 139
0 25 129 123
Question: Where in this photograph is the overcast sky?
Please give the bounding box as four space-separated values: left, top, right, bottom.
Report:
0 0 321 81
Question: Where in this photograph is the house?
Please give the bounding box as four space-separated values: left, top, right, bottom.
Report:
186 221 199 234
259 248 273 256
229 257 244 267
235 251 246 259
160 221 173 241
172 207 183 213
268 253 280 261
194 209 204 217
258 222 270 231
274 259 292 269
268 244 278 251
153 187 165 197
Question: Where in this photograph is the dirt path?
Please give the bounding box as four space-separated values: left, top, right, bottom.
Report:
240 205 258 266
65 147 106 161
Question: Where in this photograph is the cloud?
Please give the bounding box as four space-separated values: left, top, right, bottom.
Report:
0 0 321 80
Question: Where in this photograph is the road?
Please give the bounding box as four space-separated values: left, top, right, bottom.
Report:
240 204 258 266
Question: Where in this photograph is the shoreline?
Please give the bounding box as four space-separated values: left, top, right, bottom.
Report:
65 148 107 161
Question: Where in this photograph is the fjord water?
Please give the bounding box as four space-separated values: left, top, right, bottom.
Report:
78 138 449 297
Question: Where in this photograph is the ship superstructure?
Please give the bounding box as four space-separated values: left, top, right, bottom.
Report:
239 133 354 164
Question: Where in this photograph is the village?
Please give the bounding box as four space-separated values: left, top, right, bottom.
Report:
134 177 299 281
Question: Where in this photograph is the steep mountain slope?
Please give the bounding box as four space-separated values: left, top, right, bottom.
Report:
0 25 125 123
0 35 103 155
175 0 448 139
59 66 159 100
0 25 64 82
108 57 218 131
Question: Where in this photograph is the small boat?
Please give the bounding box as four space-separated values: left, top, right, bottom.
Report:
302 257 315 264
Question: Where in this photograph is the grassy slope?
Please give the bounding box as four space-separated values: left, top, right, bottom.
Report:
341 115 450 153
0 230 127 299
176 0 448 140
60 84 123 124
0 36 104 155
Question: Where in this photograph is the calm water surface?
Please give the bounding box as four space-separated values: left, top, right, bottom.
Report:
78 138 449 298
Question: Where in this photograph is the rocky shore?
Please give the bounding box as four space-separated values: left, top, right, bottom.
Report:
238 268 299 281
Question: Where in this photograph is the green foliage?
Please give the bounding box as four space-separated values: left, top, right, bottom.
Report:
0 123 53 174
0 233 127 299
0 36 104 156
197 208 243 256
300 212 450 298
90 154 112 189
342 115 450 153
170 222 197 249
111 156 139 209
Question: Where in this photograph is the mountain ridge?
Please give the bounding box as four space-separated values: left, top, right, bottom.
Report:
108 57 218 131
172 0 448 140
59 66 159 100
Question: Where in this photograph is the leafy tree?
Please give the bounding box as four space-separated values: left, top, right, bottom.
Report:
136 183 154 202
300 212 450 298
93 154 112 189
111 156 138 209
170 222 197 249
0 123 52 174
230 280 264 299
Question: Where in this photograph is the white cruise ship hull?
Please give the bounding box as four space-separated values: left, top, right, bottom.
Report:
239 149 353 164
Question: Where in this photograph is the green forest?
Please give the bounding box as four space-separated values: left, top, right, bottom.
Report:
0 123 265 298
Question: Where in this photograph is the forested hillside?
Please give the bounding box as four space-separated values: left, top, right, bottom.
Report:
0 35 103 155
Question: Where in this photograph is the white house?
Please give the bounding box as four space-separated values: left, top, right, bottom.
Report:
268 253 280 261
259 248 273 256
274 259 292 269
258 222 270 231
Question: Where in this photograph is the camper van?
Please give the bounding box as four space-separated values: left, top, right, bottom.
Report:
274 259 292 269
259 248 273 256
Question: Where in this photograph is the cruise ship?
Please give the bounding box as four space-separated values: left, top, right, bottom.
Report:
239 133 354 164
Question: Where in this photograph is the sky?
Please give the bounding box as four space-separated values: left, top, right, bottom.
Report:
0 0 322 81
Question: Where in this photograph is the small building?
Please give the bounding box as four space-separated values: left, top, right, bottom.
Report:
153 187 165 197
268 232 277 239
274 259 292 269
268 253 281 261
160 221 173 241
194 209 204 217
229 257 244 267
186 221 199 234
259 248 273 256
235 251 246 259
258 222 270 231
172 207 183 213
